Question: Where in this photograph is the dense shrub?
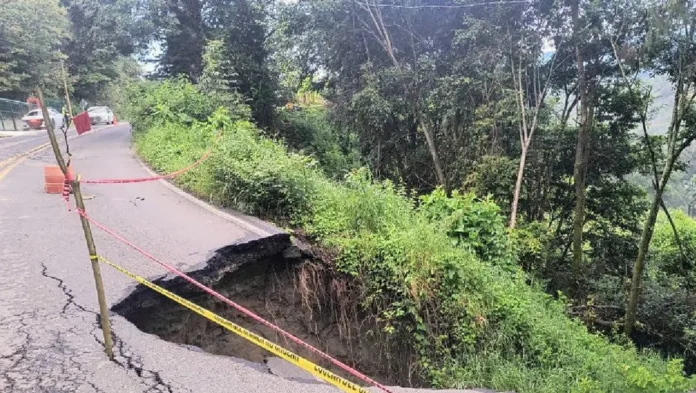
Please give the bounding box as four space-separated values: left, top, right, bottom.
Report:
135 108 320 220
131 80 694 393
650 210 696 281
639 211 696 373
276 105 359 178
125 77 250 133
463 155 517 215
511 220 557 276
210 116 321 220
419 188 515 268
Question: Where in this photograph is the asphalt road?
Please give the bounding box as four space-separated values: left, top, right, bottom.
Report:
0 132 62 161
0 124 485 393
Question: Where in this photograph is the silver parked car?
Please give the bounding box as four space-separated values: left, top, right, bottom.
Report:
87 106 115 125
21 108 64 130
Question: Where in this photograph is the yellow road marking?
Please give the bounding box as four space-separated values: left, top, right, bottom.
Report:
0 125 97 181
0 141 51 168
0 155 18 171
0 124 123 182
0 156 27 182
0 142 52 182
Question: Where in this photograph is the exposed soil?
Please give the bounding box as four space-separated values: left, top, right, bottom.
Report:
112 233 404 387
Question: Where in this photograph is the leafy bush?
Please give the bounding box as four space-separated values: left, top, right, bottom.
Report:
650 210 696 280
276 105 359 178
125 77 249 133
210 116 321 220
131 80 694 393
509 220 555 274
304 173 692 393
419 188 515 268
463 155 517 214
639 210 696 374
135 108 320 221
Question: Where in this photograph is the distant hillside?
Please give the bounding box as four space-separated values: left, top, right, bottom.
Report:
644 74 674 135
549 73 673 135
632 74 696 213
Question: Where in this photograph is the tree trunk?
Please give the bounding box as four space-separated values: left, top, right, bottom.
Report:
571 102 591 278
358 1 446 189
509 144 528 229
419 113 447 189
571 0 590 280
625 172 668 335
624 156 676 336
624 61 687 334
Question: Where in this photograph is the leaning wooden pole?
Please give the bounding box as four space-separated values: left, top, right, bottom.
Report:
60 60 74 121
37 88 114 360
39 91 67 174
72 177 115 359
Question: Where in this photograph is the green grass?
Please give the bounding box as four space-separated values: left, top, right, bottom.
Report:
131 90 694 393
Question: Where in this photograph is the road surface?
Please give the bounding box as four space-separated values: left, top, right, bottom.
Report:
0 124 485 393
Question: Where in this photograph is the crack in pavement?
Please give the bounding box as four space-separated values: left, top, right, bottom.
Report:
112 330 175 393
40 262 90 314
0 312 32 392
33 261 179 393
0 309 87 392
87 381 106 393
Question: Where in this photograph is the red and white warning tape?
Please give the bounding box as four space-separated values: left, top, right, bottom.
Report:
75 209 394 393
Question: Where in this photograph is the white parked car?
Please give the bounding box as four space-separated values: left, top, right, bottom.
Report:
87 106 115 125
21 108 64 130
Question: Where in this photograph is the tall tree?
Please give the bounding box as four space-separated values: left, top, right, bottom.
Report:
288 0 534 190
156 0 206 81
197 39 249 119
267 1 322 101
624 0 696 336
0 0 69 99
569 0 595 279
62 0 152 102
153 0 277 126
352 0 447 187
209 0 278 127
565 0 631 280
508 11 557 228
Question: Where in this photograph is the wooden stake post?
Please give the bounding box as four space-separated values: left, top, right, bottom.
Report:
37 89 114 360
59 61 74 156
61 60 74 121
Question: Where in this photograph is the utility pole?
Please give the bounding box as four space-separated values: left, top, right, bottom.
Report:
37 88 114 360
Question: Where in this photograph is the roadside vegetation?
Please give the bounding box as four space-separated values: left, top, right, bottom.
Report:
130 79 693 393
275 83 361 179
6 0 696 391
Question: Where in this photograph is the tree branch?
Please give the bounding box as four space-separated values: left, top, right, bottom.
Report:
353 0 531 8
659 198 689 264
610 36 661 189
355 0 399 68
527 43 560 142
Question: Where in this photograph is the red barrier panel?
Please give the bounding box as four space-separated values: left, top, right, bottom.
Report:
73 112 91 135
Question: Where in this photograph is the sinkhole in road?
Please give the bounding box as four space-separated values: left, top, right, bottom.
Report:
112 233 403 387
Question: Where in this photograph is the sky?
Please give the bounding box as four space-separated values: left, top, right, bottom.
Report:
138 41 162 76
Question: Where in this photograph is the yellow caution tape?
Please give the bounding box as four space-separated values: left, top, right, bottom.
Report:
96 255 370 393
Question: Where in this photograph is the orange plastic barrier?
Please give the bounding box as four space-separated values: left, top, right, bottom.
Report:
44 166 72 194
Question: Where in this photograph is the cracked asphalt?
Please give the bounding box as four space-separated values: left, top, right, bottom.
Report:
0 124 484 393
